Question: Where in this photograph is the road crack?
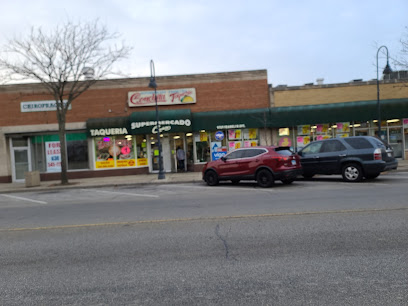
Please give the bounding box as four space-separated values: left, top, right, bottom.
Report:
215 224 237 261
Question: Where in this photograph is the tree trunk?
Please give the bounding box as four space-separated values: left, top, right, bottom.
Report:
58 114 69 185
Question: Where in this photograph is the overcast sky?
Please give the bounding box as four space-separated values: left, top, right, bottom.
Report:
1 0 407 86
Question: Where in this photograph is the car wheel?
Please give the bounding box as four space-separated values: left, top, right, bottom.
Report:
257 169 274 188
205 170 219 186
231 179 240 185
281 178 295 184
365 172 380 179
342 163 363 182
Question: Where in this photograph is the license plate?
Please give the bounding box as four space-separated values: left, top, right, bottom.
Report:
291 160 297 165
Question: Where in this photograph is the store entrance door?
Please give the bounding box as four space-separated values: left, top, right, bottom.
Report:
388 126 403 158
10 137 31 182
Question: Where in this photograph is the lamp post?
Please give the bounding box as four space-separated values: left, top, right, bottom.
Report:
148 60 165 179
376 45 392 140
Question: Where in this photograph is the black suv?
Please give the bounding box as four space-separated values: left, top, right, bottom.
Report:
297 136 398 182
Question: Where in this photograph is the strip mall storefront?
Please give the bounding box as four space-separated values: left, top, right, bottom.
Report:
86 107 270 175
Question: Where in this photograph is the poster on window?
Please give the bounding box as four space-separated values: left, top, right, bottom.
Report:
297 125 311 135
244 140 258 147
296 136 310 149
46 141 62 172
94 137 136 169
316 135 331 141
336 122 350 133
316 124 329 134
403 118 408 127
228 141 242 150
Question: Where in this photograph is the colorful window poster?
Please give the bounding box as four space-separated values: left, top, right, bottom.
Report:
278 137 292 147
403 118 408 127
248 128 257 139
296 136 310 148
316 135 331 141
336 122 350 133
95 136 136 169
316 124 329 134
228 141 242 150
45 141 62 172
297 125 311 135
228 129 242 140
137 158 148 166
244 140 258 147
200 132 208 142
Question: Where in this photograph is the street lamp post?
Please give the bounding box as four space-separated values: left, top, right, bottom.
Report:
376 46 392 140
148 60 165 179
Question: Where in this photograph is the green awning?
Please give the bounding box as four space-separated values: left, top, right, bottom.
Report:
86 116 130 137
129 109 192 134
192 108 270 131
269 98 408 127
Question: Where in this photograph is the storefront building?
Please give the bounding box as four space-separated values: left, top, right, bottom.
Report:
2 69 408 184
0 70 270 183
269 78 408 159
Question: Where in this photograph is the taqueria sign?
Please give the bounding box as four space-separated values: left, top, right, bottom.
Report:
128 88 196 107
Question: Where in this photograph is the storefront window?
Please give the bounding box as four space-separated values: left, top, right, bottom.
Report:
195 132 210 163
94 135 142 169
194 128 260 163
31 133 89 172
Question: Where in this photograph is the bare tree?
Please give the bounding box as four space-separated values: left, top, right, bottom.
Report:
0 20 131 184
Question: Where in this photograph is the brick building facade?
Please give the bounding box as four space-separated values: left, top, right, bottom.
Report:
1 70 270 183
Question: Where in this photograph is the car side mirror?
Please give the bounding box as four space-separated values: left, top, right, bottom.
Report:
221 156 227 162
297 151 303 157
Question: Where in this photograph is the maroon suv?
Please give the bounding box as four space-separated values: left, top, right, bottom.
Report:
202 146 302 187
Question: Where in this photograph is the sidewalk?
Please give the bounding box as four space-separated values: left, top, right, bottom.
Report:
1 160 407 194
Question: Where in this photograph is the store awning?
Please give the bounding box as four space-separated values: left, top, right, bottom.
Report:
129 109 192 134
269 98 408 127
192 108 270 131
86 116 130 137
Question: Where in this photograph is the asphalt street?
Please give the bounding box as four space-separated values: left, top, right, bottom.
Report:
0 172 407 305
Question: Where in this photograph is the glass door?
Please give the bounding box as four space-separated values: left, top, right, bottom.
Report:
388 126 403 158
10 137 31 182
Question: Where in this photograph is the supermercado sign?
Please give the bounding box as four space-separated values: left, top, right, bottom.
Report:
21 100 71 112
131 119 192 134
128 88 196 107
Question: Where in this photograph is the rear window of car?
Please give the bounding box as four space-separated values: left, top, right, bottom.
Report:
243 149 266 158
274 147 294 156
343 138 373 149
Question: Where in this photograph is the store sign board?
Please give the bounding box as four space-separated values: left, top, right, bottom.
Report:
21 100 71 112
45 141 61 172
128 88 196 107
130 119 192 134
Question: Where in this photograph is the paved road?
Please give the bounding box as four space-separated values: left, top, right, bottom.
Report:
1 173 407 305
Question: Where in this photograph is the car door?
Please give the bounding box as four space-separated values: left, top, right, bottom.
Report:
217 150 245 177
238 148 266 176
299 141 323 174
318 140 347 174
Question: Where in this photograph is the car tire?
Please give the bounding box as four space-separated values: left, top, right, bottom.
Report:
365 172 380 179
281 178 295 184
204 170 219 186
342 163 363 182
256 169 274 188
231 179 240 185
